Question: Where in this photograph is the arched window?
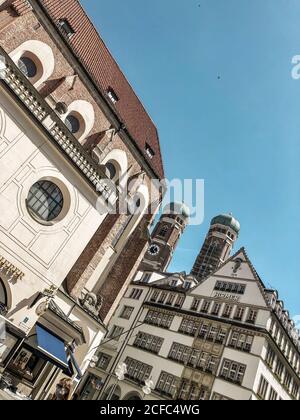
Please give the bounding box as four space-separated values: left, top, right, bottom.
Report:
0 279 7 307
158 225 169 238
11 40 55 88
65 100 94 142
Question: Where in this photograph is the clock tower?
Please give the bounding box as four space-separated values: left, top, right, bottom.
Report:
139 202 190 273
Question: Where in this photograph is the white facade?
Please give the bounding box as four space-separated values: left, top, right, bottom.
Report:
82 249 300 401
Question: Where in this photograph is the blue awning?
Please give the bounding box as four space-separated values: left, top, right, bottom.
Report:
36 325 68 368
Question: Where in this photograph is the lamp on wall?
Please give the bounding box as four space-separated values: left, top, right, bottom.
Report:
142 379 154 399
88 355 99 369
106 363 127 401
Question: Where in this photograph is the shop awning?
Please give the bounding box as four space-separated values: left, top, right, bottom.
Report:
36 325 68 369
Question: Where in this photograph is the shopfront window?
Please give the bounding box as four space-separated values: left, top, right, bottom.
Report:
7 347 47 383
80 375 104 400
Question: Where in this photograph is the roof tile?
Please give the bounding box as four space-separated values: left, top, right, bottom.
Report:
38 0 164 179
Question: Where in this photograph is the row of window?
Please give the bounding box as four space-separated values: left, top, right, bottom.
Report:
139 312 255 356
269 320 300 374
168 343 219 374
179 318 228 345
229 331 254 353
219 360 246 385
122 357 247 399
122 353 297 400
124 357 152 385
144 310 174 329
148 288 259 326
150 290 185 308
16 40 156 164
177 382 209 401
16 52 88 139
133 332 164 355
265 346 299 399
190 298 258 324
214 281 246 295
257 376 279 400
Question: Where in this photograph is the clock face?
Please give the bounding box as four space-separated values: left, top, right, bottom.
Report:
148 244 160 256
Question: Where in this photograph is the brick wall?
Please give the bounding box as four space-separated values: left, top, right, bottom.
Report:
98 213 152 323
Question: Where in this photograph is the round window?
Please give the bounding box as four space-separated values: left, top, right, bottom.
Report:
105 162 117 180
27 181 64 223
18 56 38 78
65 115 80 134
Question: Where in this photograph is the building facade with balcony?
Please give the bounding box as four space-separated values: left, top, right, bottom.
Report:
0 0 164 399
81 233 300 400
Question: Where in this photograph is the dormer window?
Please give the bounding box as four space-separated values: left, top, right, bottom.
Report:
183 281 192 290
58 19 75 39
107 88 119 104
145 143 155 159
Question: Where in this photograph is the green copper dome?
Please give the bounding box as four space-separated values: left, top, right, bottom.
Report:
211 213 240 234
164 202 190 219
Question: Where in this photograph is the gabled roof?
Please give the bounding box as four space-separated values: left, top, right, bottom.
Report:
37 0 164 179
191 247 270 306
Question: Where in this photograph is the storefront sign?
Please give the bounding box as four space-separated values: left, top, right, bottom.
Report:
213 292 241 302
0 255 24 281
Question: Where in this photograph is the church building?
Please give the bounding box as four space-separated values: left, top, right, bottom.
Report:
0 0 164 399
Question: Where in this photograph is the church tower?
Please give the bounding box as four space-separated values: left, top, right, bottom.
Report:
140 202 190 272
191 213 240 280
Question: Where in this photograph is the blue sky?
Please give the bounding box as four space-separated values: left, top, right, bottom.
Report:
81 0 300 317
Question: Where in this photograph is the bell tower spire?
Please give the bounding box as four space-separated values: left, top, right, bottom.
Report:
191 213 240 280
139 202 190 273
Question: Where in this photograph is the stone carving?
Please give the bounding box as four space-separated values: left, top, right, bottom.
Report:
80 292 103 318
35 285 58 317
42 285 58 299
0 255 24 282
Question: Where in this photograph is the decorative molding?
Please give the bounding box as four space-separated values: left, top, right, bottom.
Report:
79 291 103 322
0 46 117 208
0 254 24 281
